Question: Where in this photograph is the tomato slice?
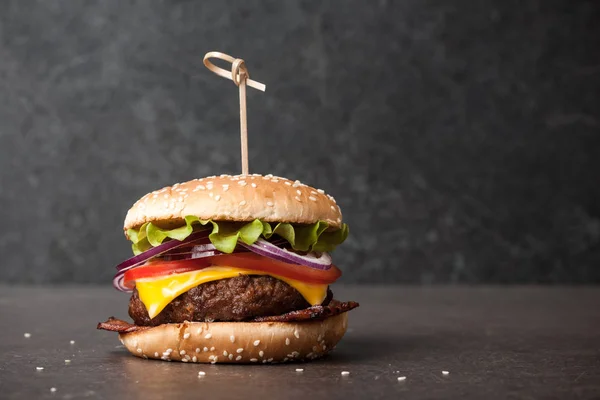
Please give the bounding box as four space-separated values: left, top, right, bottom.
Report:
209 253 341 284
123 253 341 287
123 259 211 289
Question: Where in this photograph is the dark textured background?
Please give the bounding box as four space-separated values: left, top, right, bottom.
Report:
1 0 599 284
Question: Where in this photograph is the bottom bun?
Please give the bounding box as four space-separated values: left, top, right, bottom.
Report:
119 313 349 363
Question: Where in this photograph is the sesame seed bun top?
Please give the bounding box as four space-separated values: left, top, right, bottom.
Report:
124 174 343 232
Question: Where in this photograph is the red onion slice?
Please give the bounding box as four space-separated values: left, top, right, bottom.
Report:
115 231 210 272
240 238 332 270
112 245 220 292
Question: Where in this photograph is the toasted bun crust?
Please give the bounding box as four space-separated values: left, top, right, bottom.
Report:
119 313 348 363
124 174 342 233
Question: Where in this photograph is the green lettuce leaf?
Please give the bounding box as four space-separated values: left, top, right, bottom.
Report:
127 217 348 255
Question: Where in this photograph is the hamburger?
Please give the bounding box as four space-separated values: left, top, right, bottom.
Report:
98 174 358 363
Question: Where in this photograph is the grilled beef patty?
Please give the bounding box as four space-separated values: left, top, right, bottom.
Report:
129 275 329 326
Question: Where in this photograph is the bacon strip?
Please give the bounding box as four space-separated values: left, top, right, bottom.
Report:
251 300 359 322
97 317 151 333
97 300 359 333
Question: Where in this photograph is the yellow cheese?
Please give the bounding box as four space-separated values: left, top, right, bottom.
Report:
135 266 329 319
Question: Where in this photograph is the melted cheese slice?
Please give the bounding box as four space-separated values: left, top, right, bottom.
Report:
136 266 329 319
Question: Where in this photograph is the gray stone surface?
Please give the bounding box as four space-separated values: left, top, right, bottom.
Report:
0 0 599 283
1 285 599 399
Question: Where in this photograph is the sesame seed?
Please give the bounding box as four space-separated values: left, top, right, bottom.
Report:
192 356 197 363
238 181 247 186
64 360 71 363
312 346 318 352
182 358 188 362
203 347 208 352
259 351 264 358
253 340 260 346
250 358 258 362
398 376 407 381
198 371 206 376
180 350 186 355
236 356 242 361
442 371 450 375
294 196 301 202
208 355 215 361
267 358 273 362
197 185 205 190
236 348 244 353
195 348 201 353
210 346 215 351
296 368 304 372
239 200 247 206
183 333 191 339
137 348 142 354
271 179 279 183
317 334 323 341
296 190 301 195
322 345 327 350
223 185 229 191
309 196 317 201
166 348 173 354
284 181 291 186
228 354 233 360
262 360 268 364
293 180 301 187
285 338 290 345
50 388 57 393
36 367 44 371
205 333 212 339
341 371 350 376
330 205 336 210
223 350 228 356
294 330 300 339
265 174 273 178
24 333 31 338
185 355 191 361
230 335 235 343
251 183 257 188
163 193 169 198
197 328 203 334
209 192 214 198
266 201 274 207
70 340 75 345
154 352 159 357
215 195 221 201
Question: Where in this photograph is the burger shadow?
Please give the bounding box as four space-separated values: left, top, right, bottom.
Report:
326 333 457 363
